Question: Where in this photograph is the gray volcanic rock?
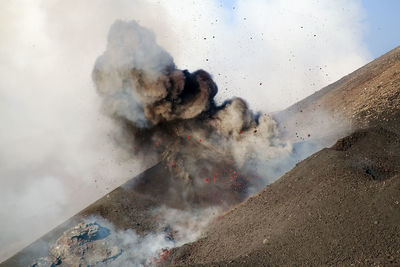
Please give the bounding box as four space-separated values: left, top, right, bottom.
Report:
31 223 122 267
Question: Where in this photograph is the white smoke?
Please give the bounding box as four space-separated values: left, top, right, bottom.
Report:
92 207 220 266
0 0 370 262
93 20 174 127
30 208 220 266
159 0 370 111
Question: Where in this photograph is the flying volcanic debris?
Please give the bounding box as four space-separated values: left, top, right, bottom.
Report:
92 20 291 206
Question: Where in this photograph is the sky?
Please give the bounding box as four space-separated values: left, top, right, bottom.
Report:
0 0 399 263
362 0 400 57
220 0 400 59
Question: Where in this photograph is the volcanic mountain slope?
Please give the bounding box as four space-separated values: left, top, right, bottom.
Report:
276 46 400 141
0 164 168 266
2 45 400 266
2 157 251 266
1 162 232 267
168 47 400 265
168 126 400 266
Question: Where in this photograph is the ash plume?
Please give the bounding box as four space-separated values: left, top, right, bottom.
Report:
0 1 370 262
93 20 291 205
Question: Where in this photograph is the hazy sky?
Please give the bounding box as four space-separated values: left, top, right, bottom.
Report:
220 0 400 58
361 0 400 57
0 0 399 262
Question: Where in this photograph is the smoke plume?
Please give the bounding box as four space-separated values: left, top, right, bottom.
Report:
0 0 370 262
92 20 291 205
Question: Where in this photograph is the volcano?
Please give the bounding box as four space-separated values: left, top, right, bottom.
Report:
2 43 400 266
168 46 400 266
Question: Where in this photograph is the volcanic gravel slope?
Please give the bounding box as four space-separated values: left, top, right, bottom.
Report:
1 162 208 267
167 46 400 266
276 46 400 140
2 46 399 266
168 126 400 266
